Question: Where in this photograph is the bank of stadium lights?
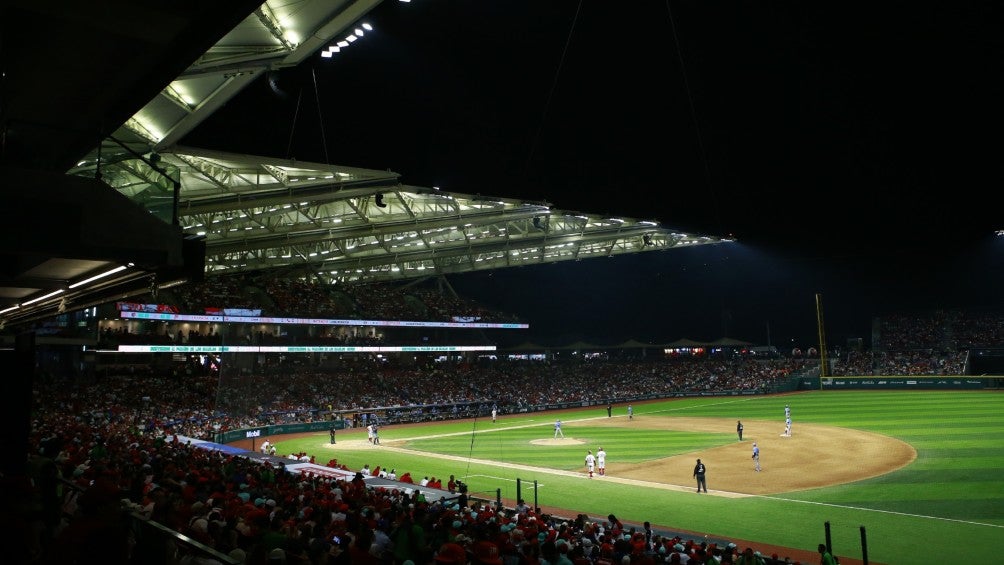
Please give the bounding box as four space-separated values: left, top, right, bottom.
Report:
321 23 373 58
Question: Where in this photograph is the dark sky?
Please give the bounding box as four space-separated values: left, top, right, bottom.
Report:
184 1 1004 348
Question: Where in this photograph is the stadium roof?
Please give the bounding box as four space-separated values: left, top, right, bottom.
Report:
73 144 728 284
1 0 729 326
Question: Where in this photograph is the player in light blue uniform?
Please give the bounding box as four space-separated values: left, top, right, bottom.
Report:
554 419 565 438
752 442 761 471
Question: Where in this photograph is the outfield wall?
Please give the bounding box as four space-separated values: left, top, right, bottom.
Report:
214 419 348 444
797 375 1001 390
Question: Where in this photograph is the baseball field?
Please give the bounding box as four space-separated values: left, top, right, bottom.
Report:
249 390 1004 564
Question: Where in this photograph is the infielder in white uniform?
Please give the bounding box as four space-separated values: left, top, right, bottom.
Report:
752 442 761 472
585 450 596 478
554 419 565 439
596 447 607 476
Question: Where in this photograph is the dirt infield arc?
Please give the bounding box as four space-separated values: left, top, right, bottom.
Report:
582 415 916 495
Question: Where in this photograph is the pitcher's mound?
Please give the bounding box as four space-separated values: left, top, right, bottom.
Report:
531 438 585 446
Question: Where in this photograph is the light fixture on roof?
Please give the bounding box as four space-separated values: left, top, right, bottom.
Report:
68 264 130 289
21 289 65 306
322 24 373 58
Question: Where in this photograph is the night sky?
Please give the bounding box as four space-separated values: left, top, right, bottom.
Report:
184 1 1004 348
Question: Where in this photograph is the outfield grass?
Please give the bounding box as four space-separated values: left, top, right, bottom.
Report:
271 390 1004 564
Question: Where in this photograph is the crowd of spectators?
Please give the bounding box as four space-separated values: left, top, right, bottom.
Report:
827 308 1004 375
127 275 524 327
171 276 257 314
830 349 968 376
951 309 1004 348
876 311 947 351
877 308 1004 351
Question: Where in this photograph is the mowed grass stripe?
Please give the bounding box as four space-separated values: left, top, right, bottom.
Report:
910 438 1004 450
873 425 1004 436
793 481 1003 502
903 455 1004 469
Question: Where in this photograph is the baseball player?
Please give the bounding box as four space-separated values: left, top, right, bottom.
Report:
752 442 761 472
784 404 791 419
784 416 792 437
585 450 596 478
554 419 565 439
693 458 708 493
627 405 634 419
492 406 497 423
596 447 607 476
737 420 744 441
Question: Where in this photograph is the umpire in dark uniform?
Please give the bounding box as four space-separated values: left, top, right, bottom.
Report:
693 458 708 493
329 426 336 444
